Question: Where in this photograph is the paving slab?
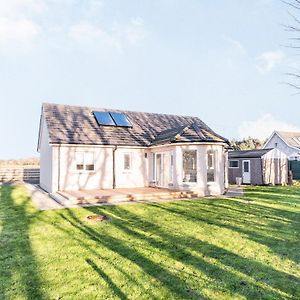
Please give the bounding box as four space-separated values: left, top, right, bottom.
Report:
224 185 244 197
25 184 245 211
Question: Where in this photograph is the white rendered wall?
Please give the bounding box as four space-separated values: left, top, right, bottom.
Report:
51 146 148 191
48 142 226 195
114 148 149 188
39 117 54 193
55 146 113 191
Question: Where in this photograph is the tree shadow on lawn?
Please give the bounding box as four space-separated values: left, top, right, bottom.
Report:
86 258 128 300
245 186 300 208
0 185 45 300
168 193 300 265
89 205 299 300
58 205 298 299
59 210 208 300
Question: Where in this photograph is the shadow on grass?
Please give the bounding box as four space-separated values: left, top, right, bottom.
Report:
55 203 299 300
174 199 299 264
0 185 45 299
159 188 300 266
86 258 128 300
59 211 208 300
92 204 299 299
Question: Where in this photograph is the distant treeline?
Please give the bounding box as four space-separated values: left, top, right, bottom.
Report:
230 137 266 150
0 157 39 167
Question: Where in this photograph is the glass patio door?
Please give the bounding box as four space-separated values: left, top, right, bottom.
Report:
155 153 170 188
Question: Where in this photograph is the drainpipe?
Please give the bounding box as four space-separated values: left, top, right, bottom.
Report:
112 146 117 189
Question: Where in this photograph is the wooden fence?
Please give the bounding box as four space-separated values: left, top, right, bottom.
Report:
0 168 40 184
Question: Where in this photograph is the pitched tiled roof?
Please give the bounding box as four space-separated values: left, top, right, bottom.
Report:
228 149 272 159
42 103 228 147
276 131 300 150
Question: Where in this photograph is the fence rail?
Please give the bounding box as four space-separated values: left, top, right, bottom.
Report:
0 168 40 183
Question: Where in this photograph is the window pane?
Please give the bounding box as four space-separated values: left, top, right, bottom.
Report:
208 153 214 169
93 111 116 126
85 164 95 171
243 161 249 172
110 112 132 127
124 154 131 170
85 152 94 165
207 170 215 182
76 152 84 170
76 152 84 164
207 151 215 182
229 160 239 168
183 150 197 183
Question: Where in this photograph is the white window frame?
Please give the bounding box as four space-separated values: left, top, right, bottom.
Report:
229 160 239 168
207 150 216 183
123 153 132 171
75 151 95 173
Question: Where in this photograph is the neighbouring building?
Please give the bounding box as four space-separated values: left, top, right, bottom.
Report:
38 103 230 195
264 131 300 180
228 148 288 185
264 131 300 160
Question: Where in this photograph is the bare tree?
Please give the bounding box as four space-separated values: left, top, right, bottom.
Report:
282 0 300 89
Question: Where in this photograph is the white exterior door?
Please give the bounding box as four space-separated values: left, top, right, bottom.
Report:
242 160 251 184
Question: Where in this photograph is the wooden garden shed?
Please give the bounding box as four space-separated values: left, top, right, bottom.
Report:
228 148 288 185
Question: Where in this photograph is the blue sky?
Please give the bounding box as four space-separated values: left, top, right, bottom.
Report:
0 0 299 159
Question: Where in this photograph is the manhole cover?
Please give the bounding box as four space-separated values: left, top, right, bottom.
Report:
85 214 110 222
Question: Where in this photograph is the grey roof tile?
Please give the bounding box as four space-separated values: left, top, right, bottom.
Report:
43 103 228 146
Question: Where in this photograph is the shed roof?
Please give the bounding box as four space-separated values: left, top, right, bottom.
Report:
41 103 228 147
228 149 273 159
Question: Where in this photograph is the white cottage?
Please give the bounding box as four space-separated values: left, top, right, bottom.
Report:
38 103 229 196
264 131 300 160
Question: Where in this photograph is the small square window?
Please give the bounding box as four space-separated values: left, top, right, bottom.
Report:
229 160 239 168
75 152 95 172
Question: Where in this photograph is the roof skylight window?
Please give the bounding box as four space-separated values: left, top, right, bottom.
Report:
93 112 115 126
93 111 132 127
110 112 132 127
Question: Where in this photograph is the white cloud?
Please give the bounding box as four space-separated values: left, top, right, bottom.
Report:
223 36 246 55
124 17 146 45
69 22 121 50
238 114 300 140
69 17 146 51
0 17 40 47
0 0 44 51
256 50 284 74
0 0 46 18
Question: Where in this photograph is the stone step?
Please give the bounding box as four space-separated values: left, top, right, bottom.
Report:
74 191 200 204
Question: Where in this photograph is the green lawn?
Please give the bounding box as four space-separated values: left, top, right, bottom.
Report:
0 185 299 300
